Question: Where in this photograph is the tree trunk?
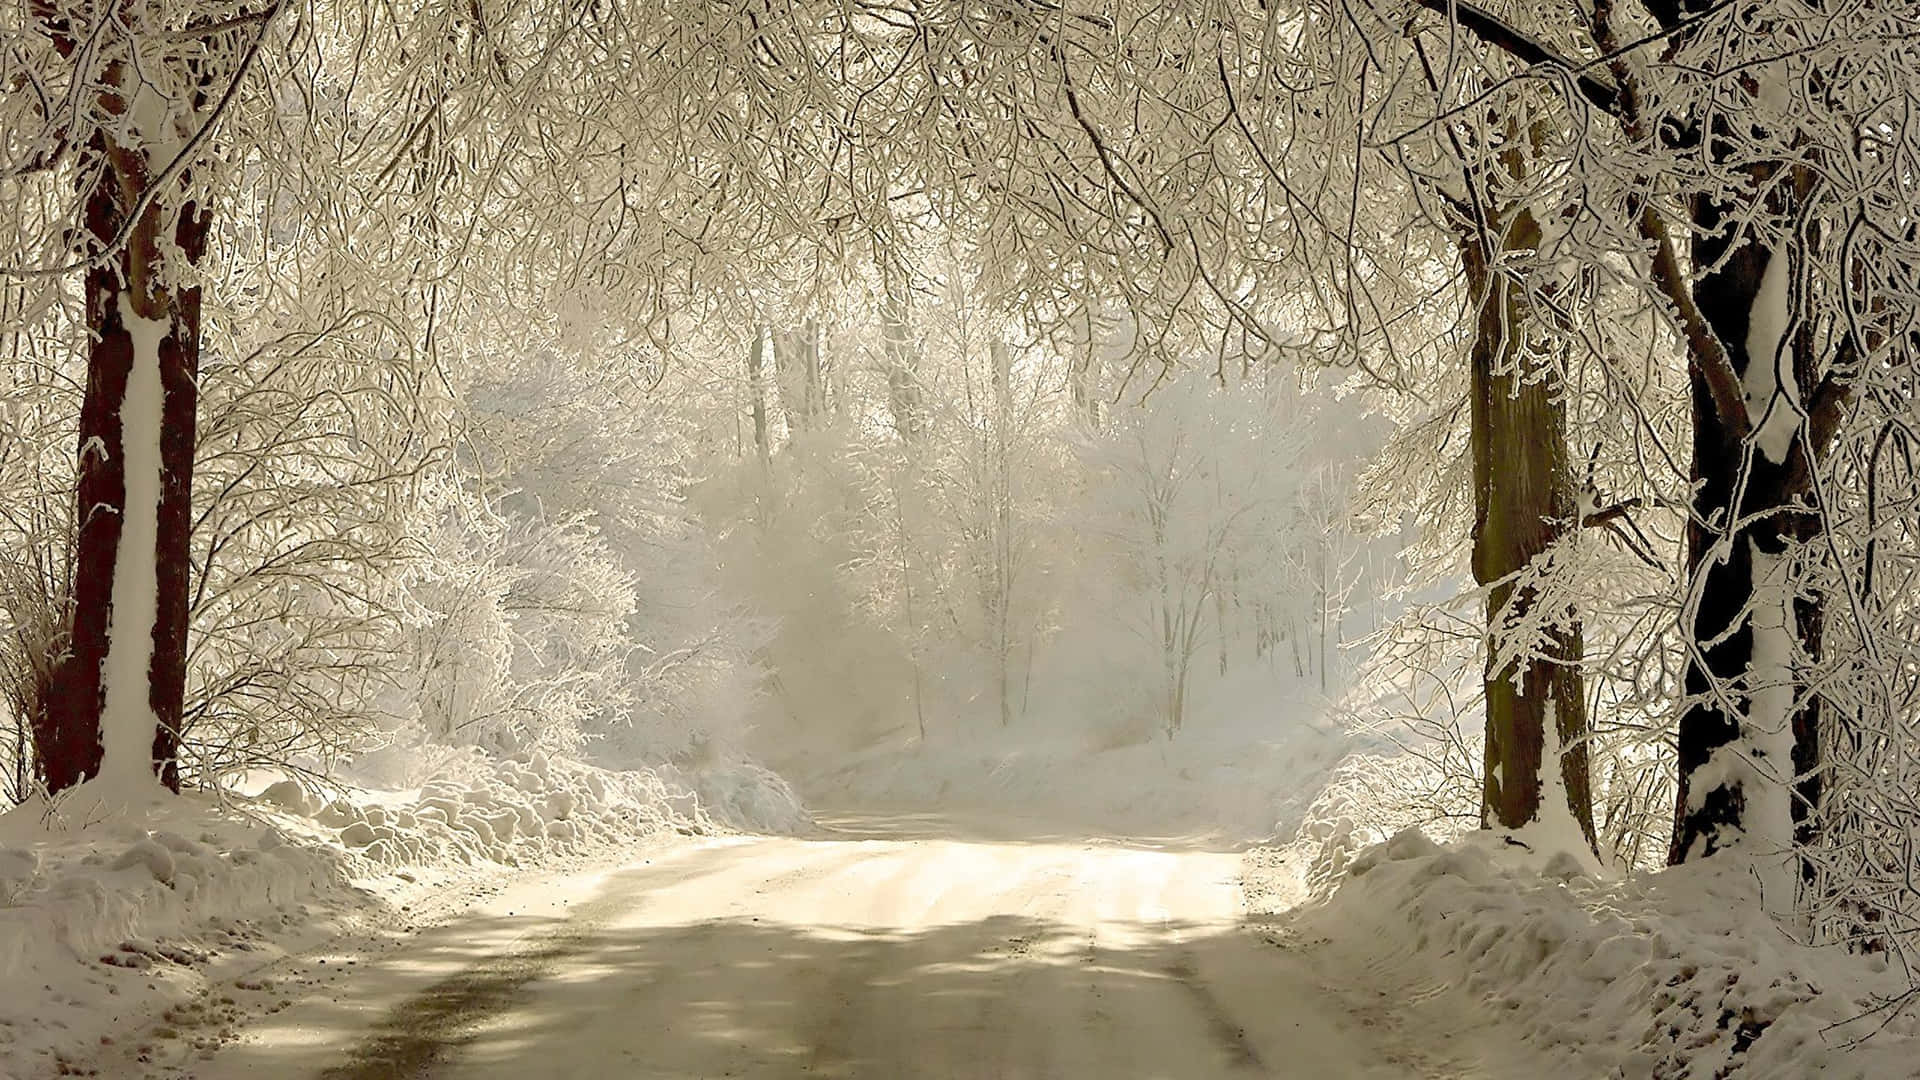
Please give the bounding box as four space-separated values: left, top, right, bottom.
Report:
1217 576 1231 677
771 326 816 436
880 264 924 442
746 324 772 467
803 320 825 423
1670 206 1825 870
1606 0 1835 879
989 339 1015 728
1462 215 1597 851
39 38 211 794
1317 546 1329 694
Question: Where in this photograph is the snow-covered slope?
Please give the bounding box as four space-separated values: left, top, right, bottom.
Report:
1255 824 1920 1078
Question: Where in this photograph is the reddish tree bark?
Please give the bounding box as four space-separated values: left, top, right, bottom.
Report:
31 13 213 793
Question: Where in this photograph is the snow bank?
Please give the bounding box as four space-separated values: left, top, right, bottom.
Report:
0 751 806 1078
0 788 355 1075
0 786 350 982
1290 748 1476 894
275 750 809 867
277 751 700 869
1278 825 1920 1078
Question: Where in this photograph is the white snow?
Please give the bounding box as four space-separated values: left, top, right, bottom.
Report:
805 706 1360 843
1741 542 1801 911
1259 820 1920 1079
1743 250 1800 463
95 295 172 795
0 750 806 1078
1679 542 1799 909
1503 702 1606 875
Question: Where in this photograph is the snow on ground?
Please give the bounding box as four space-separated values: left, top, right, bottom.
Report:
1250 805 1920 1079
182 811 1560 1080
797 709 1377 843
0 751 806 1080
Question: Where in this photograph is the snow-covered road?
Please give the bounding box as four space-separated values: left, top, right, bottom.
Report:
183 813 1538 1079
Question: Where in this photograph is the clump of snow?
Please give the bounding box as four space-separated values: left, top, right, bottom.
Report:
1261 822 1920 1078
256 778 316 817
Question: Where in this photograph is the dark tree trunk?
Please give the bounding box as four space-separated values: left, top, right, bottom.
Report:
1791 589 1824 855
1598 0 1835 874
37 52 208 794
1669 215 1824 865
1461 218 1597 850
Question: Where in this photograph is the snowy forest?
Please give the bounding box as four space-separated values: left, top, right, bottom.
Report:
1 1 1919 1078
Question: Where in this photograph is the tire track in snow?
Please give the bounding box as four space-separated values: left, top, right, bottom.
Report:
1163 956 1266 1071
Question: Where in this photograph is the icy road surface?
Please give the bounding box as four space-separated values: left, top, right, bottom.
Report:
187 813 1539 1079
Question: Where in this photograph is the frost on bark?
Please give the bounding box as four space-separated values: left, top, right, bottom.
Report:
1460 207 1596 851
1669 196 1830 868
31 5 224 794
1407 0 1853 874
1635 0 1839 868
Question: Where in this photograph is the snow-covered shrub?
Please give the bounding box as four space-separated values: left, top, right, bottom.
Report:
0 330 80 802
393 502 640 759
441 318 770 767
394 505 526 753
0 542 65 804
1293 750 1477 895
179 324 433 784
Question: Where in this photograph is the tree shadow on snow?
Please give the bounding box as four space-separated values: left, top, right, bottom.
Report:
193 875 1342 1080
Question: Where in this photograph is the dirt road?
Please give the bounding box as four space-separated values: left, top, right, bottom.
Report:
187 813 1532 1079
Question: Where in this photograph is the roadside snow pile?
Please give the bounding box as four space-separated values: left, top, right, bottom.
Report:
0 751 807 1078
263 750 698 869
0 789 347 982
1292 827 1920 1079
0 786 358 1075
264 749 811 868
